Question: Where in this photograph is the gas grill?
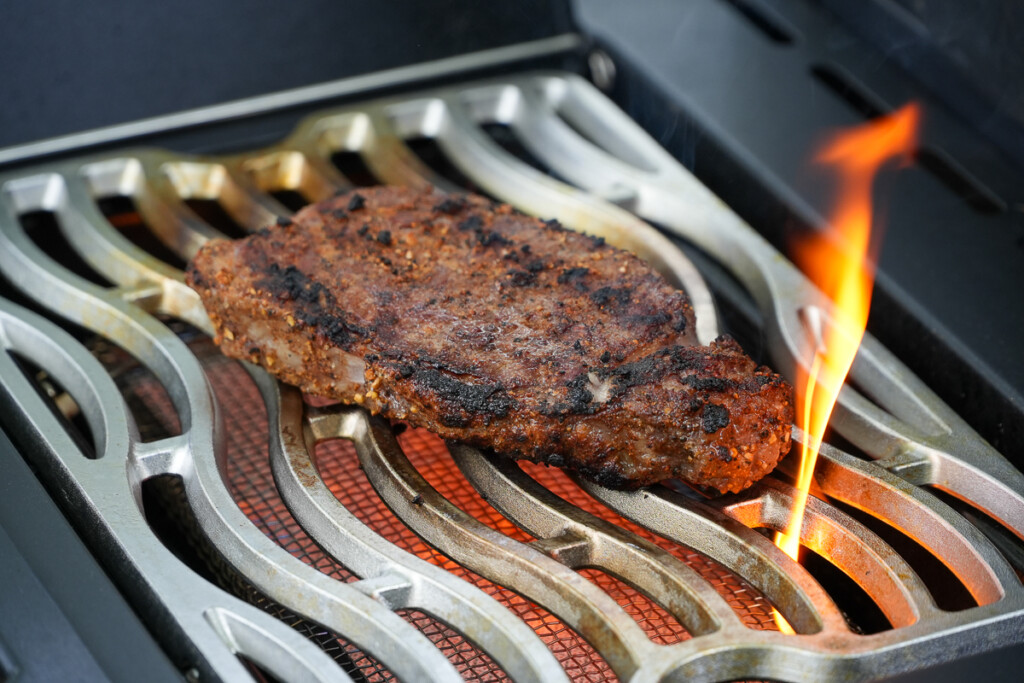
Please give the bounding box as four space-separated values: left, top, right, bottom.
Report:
2 1 1023 682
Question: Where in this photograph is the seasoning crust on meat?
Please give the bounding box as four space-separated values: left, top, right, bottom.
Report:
186 187 793 492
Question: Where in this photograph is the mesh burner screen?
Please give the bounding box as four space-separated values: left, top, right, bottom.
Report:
117 331 779 681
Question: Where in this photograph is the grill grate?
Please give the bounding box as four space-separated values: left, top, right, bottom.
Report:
0 70 1023 682
131 334 770 680
112 340 395 681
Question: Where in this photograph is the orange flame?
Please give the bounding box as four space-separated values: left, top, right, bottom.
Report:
773 607 795 635
773 105 921 570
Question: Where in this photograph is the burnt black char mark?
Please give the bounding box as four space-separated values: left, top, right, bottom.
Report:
434 196 468 214
347 193 366 211
411 368 515 427
507 269 537 287
262 263 326 304
457 215 483 232
557 267 590 291
540 372 600 417
477 230 512 248
701 404 730 433
258 263 370 346
526 260 546 273
579 462 631 489
597 345 761 403
564 374 596 414
590 286 632 307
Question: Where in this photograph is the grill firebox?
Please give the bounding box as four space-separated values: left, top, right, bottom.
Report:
1 68 1023 682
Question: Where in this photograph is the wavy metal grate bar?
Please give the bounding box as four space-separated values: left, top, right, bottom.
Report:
0 71 1021 682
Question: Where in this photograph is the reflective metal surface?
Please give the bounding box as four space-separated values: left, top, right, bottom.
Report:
1 71 1021 682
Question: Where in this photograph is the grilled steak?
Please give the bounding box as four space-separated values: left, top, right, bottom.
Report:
186 187 793 492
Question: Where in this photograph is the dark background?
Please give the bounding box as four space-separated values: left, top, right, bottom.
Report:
0 0 575 151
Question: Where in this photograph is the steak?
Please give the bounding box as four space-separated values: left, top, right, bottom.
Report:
186 186 793 492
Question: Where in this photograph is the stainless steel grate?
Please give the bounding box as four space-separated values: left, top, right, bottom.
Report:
1 70 1023 682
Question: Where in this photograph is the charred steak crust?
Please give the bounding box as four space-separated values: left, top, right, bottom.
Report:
186 187 794 493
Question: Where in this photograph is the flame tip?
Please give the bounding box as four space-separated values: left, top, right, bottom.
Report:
774 101 922 626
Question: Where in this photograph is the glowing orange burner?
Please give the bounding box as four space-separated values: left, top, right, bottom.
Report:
774 105 921 566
